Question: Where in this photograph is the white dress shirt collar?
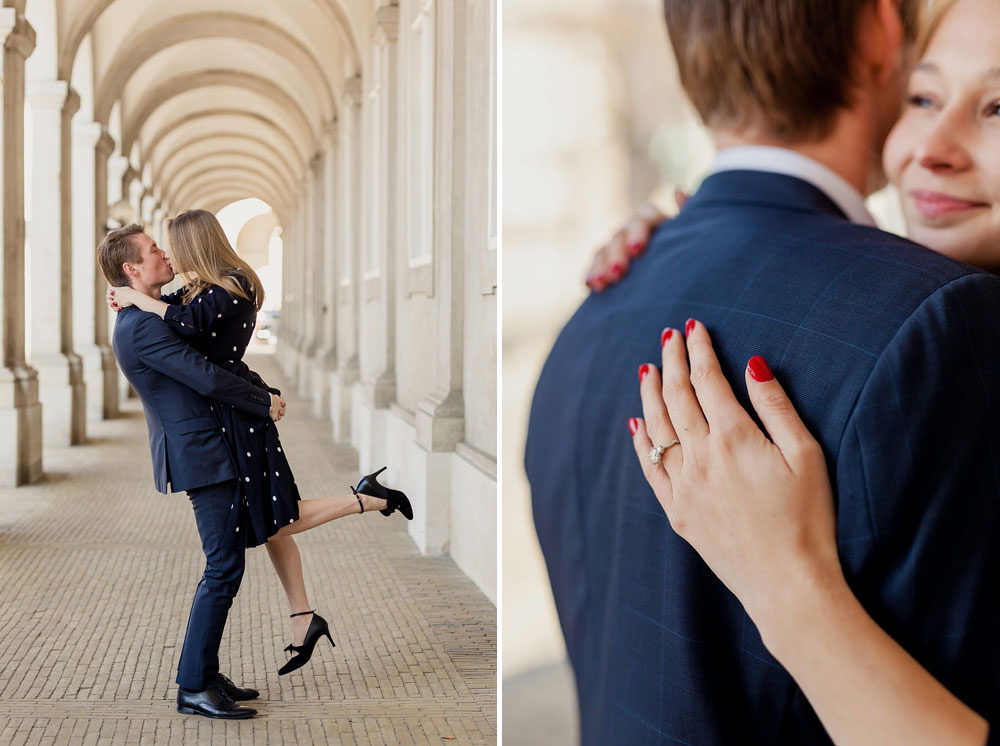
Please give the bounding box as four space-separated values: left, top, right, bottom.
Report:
708 145 876 227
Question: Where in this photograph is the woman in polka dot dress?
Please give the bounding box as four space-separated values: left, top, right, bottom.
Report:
109 209 413 676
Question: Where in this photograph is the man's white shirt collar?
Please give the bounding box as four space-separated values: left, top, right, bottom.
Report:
707 146 876 227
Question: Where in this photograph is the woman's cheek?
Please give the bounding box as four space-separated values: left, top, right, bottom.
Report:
882 119 912 188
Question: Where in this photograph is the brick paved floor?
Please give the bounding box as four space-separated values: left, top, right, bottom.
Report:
0 352 496 745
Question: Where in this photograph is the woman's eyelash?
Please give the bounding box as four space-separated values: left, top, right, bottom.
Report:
907 94 934 108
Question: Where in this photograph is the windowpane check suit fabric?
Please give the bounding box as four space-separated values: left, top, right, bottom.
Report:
526 171 1000 745
112 306 273 493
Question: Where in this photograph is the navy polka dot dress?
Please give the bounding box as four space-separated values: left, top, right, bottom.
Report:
162 272 299 548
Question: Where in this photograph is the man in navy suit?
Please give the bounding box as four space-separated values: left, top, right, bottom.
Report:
98 224 283 719
526 0 1000 743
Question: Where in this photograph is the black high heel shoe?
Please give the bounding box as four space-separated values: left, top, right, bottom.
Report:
351 466 414 521
278 610 335 676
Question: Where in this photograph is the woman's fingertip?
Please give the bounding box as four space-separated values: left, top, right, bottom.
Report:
627 417 639 435
684 318 696 337
660 327 673 348
747 355 774 383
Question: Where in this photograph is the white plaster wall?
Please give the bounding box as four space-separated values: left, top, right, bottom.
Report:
450 450 496 602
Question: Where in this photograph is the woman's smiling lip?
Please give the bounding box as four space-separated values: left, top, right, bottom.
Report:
910 189 989 219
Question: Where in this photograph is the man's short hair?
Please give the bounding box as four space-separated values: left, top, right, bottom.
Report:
97 223 145 287
662 0 921 142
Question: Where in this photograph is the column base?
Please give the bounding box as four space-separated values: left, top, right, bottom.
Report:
297 339 319 397
416 389 465 452
328 356 359 443
78 343 118 421
34 353 86 445
310 348 336 419
0 366 43 485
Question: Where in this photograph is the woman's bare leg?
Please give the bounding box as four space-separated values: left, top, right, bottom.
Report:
272 493 387 537
265 494 387 643
264 535 313 645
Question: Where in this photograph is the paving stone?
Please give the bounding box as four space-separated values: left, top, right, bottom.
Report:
0 353 496 745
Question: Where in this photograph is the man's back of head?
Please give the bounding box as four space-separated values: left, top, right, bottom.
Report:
663 0 920 189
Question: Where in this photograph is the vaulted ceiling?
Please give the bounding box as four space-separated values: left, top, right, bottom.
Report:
22 0 374 222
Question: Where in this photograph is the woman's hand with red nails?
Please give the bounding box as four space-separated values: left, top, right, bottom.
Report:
628 321 843 631
106 286 122 313
585 202 671 292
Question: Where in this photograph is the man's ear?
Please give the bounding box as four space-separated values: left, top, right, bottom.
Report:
858 0 904 86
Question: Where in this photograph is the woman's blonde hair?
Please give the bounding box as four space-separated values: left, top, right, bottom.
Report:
166 209 265 311
916 0 958 56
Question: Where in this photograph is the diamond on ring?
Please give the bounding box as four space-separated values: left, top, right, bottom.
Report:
649 440 680 464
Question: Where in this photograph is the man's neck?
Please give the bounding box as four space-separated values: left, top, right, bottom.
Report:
713 107 881 197
130 281 162 299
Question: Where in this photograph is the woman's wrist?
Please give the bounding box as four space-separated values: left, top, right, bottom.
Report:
750 555 851 661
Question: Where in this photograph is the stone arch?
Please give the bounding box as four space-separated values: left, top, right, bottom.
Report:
93 12 338 127
206 194 287 225
154 134 298 197
121 70 318 160
140 109 309 173
174 172 290 214
59 0 362 82
162 153 295 208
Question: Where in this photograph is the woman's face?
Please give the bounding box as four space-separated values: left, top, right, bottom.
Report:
883 0 1000 271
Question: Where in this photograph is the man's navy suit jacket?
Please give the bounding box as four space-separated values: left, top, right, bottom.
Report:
526 171 1000 745
112 306 272 494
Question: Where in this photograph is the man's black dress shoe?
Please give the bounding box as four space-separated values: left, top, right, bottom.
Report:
215 673 259 701
176 687 256 719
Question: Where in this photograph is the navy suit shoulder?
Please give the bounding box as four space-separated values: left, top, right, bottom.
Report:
526 171 1000 745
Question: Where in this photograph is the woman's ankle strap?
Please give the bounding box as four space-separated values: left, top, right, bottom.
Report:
289 609 316 618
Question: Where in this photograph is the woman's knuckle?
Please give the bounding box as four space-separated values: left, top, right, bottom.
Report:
761 390 793 414
689 365 712 388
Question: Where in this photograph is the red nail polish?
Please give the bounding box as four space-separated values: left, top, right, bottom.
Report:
747 356 774 382
660 328 672 347
627 241 642 257
685 319 695 337
638 363 650 381
627 417 638 435
611 262 623 279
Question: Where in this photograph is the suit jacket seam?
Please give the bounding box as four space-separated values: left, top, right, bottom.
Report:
832 270 985 542
832 270 981 462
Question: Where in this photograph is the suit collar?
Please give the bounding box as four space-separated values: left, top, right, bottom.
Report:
684 169 854 222
707 146 875 226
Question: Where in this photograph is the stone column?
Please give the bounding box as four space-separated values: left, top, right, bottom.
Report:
329 75 362 442
285 193 304 381
127 176 144 224
297 158 322 397
0 11 41 484
365 5 399 411
140 193 155 226
72 119 107 422
151 206 166 244
26 79 86 446
413 0 467 553
277 215 293 374
106 153 128 210
312 121 338 417
93 129 118 418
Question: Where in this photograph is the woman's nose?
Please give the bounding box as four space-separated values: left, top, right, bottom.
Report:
914 109 972 173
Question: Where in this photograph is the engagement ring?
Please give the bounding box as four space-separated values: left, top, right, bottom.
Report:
648 440 680 464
